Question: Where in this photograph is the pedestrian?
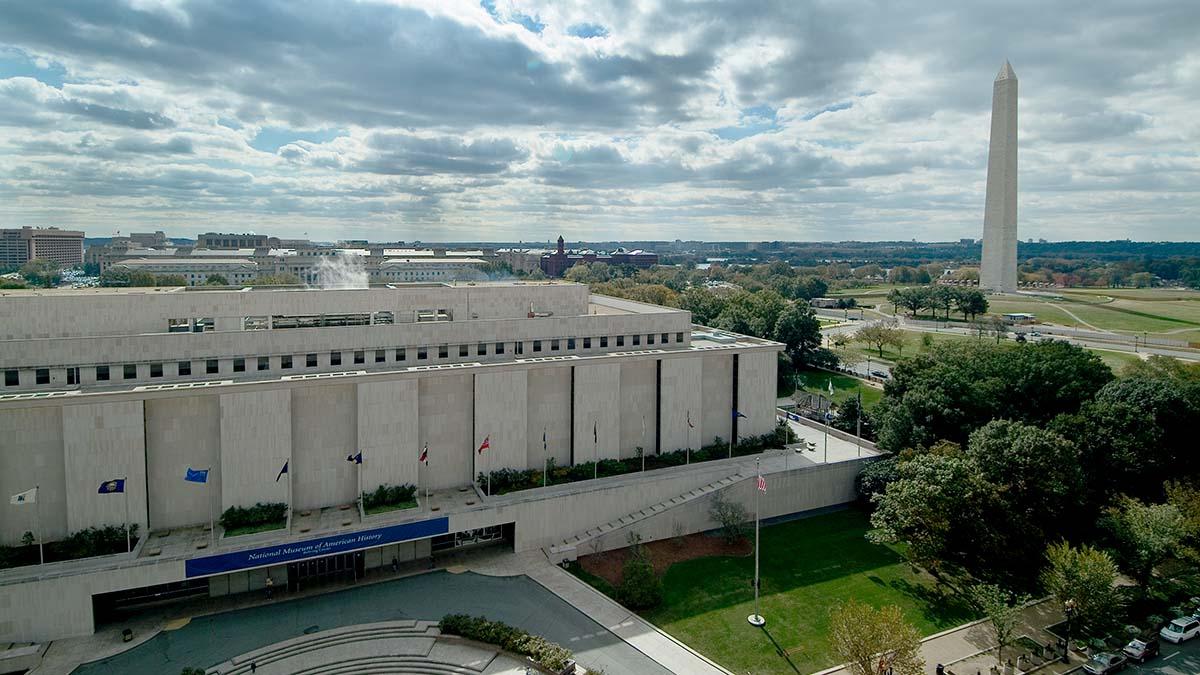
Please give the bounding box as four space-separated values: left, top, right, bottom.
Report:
935 664 944 675
265 575 274 599
250 663 256 673
391 556 399 573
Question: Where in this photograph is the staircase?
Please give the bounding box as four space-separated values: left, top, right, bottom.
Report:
546 473 743 563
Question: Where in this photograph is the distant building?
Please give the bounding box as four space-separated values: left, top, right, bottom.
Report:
540 236 658 277
0 226 85 267
1002 312 1036 324
197 232 280 249
809 298 841 309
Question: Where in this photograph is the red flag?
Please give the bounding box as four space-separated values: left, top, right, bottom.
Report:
419 442 428 464
477 436 490 454
757 474 767 492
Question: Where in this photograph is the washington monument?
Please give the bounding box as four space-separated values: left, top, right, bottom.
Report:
980 61 1018 293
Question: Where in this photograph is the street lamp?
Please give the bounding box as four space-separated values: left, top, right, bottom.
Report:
1061 599 1077 663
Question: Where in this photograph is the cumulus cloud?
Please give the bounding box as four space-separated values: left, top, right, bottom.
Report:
0 0 1196 241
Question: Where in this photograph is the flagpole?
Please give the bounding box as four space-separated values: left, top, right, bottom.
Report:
487 440 492 497
856 390 862 457
593 422 598 481
209 471 215 546
748 459 764 627
123 476 131 553
36 484 44 565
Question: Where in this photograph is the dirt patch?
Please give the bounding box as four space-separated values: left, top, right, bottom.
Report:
578 532 752 587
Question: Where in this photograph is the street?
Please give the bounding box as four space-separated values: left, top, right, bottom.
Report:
1123 635 1200 674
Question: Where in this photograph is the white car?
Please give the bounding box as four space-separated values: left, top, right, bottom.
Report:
1159 616 1200 643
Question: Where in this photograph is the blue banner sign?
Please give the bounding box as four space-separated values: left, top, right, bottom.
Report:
185 516 450 578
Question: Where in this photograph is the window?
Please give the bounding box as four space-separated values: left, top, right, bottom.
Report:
281 355 293 369
395 348 406 361
600 336 608 348
257 356 269 371
354 351 365 364
67 367 79 385
459 344 469 357
96 365 110 381
662 333 669 344
438 345 448 358
307 353 318 368
418 347 428 360
330 351 342 366
4 370 17 387
206 360 219 374
533 340 542 352
516 341 524 355
583 337 591 349
616 336 624 347
551 340 560 351
676 332 684 343
36 369 50 385
168 317 191 333
233 358 245 372
124 364 137 380
495 342 505 354
566 338 575 350
371 349 383 363
648 334 655 345
178 361 192 376
632 335 641 346
150 363 163 378
477 343 487 356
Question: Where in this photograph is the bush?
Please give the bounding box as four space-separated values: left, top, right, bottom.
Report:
361 483 417 511
219 502 287 531
617 556 663 609
855 457 899 503
709 492 749 544
440 614 573 672
57 524 139 560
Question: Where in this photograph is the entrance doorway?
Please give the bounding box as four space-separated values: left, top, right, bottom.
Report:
286 550 364 592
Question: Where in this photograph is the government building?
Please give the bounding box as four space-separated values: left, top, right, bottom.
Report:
0 281 868 646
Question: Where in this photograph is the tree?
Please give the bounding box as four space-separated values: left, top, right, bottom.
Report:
679 287 727 326
20 259 61 287
971 583 1029 667
888 287 930 316
709 492 749 544
831 394 870 439
953 289 989 321
1119 354 1200 382
772 302 822 366
854 321 903 358
1041 542 1123 633
617 549 663 609
1099 496 1190 585
828 600 924 675
255 272 302 285
155 274 187 286
929 286 954 320
204 274 229 285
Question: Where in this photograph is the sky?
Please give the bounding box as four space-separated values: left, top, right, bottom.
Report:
0 1 1197 244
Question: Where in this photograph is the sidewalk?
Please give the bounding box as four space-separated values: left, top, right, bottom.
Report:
817 598 1083 675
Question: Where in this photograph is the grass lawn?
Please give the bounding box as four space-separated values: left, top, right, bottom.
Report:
835 329 981 365
223 520 287 538
365 501 417 516
636 509 975 674
794 368 883 410
1094 349 1143 373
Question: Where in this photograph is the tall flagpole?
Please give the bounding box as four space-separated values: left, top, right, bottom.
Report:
593 421 598 481
123 476 131 553
748 459 765 627
208 469 215 546
856 390 862 457
487 439 492 497
36 484 44 565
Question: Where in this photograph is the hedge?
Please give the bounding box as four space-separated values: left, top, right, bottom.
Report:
219 502 287 532
0 524 138 570
440 614 573 672
479 422 794 495
362 483 417 513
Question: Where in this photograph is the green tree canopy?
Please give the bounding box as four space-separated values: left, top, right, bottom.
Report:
828 600 924 675
1040 541 1123 633
19 258 61 287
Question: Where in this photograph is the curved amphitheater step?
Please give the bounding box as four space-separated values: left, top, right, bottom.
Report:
546 472 743 563
207 620 530 675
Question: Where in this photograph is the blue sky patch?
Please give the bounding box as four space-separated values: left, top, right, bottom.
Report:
0 48 66 88
712 105 780 140
802 101 853 121
568 23 610 39
250 126 343 153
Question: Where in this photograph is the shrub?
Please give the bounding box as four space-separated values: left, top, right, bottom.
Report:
709 492 749 544
57 524 139 560
219 502 287 531
361 483 417 511
440 614 573 671
617 556 663 609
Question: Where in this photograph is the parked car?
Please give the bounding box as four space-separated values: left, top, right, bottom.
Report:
870 370 889 379
1122 637 1159 663
1029 331 1041 337
1082 652 1128 674
1159 616 1200 643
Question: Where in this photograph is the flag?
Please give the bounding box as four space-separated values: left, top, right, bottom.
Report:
276 461 288 482
734 409 748 419
542 428 547 453
477 436 489 454
184 467 209 483
757 474 767 493
827 379 835 397
9 487 37 505
419 443 428 465
593 421 597 444
687 410 694 429
641 414 646 437
97 478 126 494
347 451 362 464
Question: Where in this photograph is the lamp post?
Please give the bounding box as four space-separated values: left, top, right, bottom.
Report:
1061 598 1077 663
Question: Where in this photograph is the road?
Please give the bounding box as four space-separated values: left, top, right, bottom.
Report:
1125 635 1200 674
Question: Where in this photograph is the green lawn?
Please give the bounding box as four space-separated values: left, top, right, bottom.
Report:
636 509 975 674
223 520 287 538
365 501 417 516
794 368 883 410
1094 349 1143 373
835 329 981 365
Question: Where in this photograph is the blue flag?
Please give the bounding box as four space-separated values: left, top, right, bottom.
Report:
97 478 125 494
185 467 209 483
276 461 288 482
733 409 748 419
347 451 362 464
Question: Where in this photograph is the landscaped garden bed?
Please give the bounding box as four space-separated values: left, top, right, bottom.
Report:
478 424 792 496
439 614 574 672
0 524 138 570
362 483 418 515
220 502 287 537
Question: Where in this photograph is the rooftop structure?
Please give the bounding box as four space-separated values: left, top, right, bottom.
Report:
0 227 85 268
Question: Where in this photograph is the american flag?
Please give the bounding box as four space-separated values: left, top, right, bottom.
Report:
757 474 767 492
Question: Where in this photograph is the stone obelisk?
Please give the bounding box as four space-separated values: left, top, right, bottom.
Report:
980 61 1018 293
